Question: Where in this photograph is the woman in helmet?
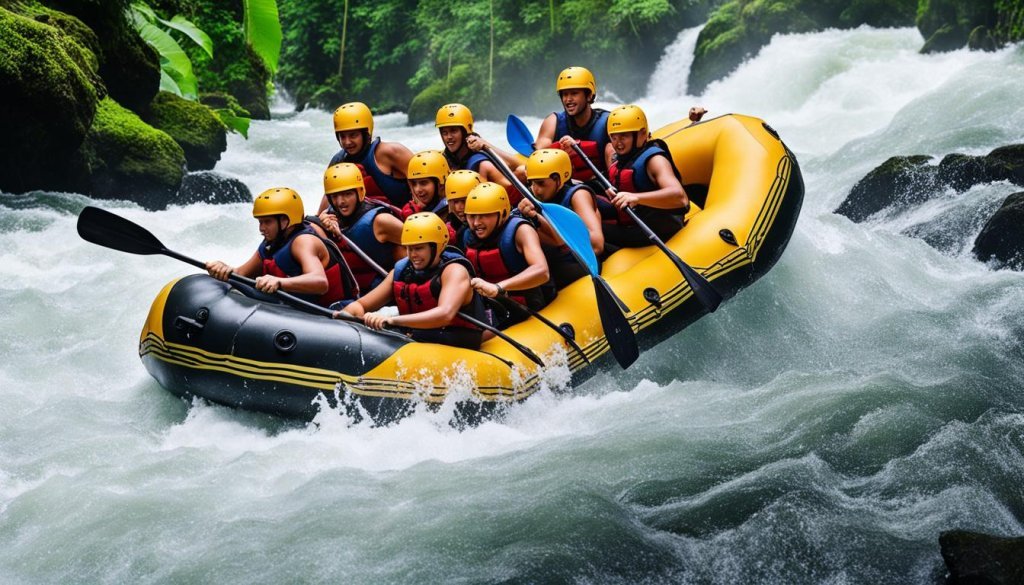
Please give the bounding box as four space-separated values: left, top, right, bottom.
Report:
532 66 614 187
462 183 551 328
317 163 406 293
517 149 604 287
323 101 415 209
338 212 486 349
600 104 689 248
434 103 519 205
402 150 451 223
444 170 483 251
207 188 358 307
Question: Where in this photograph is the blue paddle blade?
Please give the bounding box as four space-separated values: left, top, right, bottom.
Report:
505 114 536 157
542 203 600 275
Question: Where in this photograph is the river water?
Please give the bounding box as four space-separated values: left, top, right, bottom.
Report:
2 27 1023 583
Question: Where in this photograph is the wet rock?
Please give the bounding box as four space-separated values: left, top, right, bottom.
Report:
940 530 1024 584
0 7 101 193
972 191 1024 269
835 155 939 222
983 145 1024 186
144 91 227 171
77 97 186 210
176 171 251 206
938 154 990 192
967 25 998 51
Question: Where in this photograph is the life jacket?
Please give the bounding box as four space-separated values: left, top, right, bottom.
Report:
447 215 469 251
331 201 396 292
392 247 485 333
462 216 544 308
597 142 670 227
330 137 412 207
257 223 357 306
444 146 522 206
554 108 610 182
400 193 449 221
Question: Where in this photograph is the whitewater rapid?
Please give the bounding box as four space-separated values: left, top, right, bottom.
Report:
2 27 1023 583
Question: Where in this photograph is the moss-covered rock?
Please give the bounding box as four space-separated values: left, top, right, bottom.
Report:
689 0 917 93
834 155 939 222
144 91 227 171
0 6 101 193
77 97 186 209
42 0 161 112
407 65 485 126
200 91 251 118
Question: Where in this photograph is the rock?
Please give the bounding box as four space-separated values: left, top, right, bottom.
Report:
688 0 917 94
144 91 227 171
0 7 101 193
77 97 186 210
940 530 1024 584
175 171 251 205
835 155 939 222
983 144 1024 186
967 25 998 51
938 153 990 192
972 191 1024 269
200 92 252 119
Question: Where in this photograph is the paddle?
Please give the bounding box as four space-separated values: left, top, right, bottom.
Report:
480 146 639 368
569 141 723 312
506 114 536 158
481 295 589 365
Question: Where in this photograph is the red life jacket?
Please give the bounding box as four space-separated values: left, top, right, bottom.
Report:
258 224 356 306
392 248 480 330
598 143 671 227
554 109 610 182
462 216 543 308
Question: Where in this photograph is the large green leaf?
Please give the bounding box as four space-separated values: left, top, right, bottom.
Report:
214 109 251 139
159 69 182 96
159 15 214 58
244 0 282 74
132 9 198 99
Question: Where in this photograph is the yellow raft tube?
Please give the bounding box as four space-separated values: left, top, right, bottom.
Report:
140 113 803 423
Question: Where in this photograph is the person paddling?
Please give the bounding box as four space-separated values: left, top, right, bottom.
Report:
435 103 520 205
599 104 689 248
321 101 414 210
443 170 483 251
317 163 405 294
518 148 603 287
462 182 551 328
338 212 487 349
207 188 357 307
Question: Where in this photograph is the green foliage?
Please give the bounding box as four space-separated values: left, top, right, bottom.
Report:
243 0 280 73
130 2 213 99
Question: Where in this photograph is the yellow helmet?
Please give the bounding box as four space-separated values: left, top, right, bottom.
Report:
526 149 572 186
401 212 450 249
323 163 366 201
435 103 474 133
464 182 510 222
607 104 648 136
407 150 450 187
333 101 373 135
445 170 482 201
556 66 596 96
253 188 304 226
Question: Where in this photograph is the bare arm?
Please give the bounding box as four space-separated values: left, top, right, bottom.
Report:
206 250 262 281
272 235 329 295
377 141 415 178
472 225 549 297
343 271 395 317
572 188 605 256
373 212 405 245
534 113 558 149
478 161 512 189
610 155 687 210
389 264 473 329
466 134 521 168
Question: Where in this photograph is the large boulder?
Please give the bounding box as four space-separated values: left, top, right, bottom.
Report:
835 155 939 222
0 7 103 193
76 97 186 209
983 144 1024 185
972 191 1024 269
176 171 251 205
940 530 1024 583
918 0 997 54
688 0 917 93
144 91 227 171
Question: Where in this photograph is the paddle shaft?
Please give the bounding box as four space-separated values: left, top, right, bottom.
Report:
569 142 722 313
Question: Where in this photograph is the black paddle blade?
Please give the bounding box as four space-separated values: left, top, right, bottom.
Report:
77 206 166 256
673 256 723 312
592 276 639 368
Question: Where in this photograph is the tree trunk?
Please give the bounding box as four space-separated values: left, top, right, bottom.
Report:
338 0 349 82
489 0 494 95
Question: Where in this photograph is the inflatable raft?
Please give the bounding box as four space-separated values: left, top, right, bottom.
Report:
140 113 804 423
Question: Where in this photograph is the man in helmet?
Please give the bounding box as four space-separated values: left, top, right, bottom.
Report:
517 149 603 288
434 103 519 205
317 163 406 293
207 188 358 307
600 104 689 248
338 212 486 349
402 150 451 222
323 101 415 210
444 170 483 251
532 66 613 187
462 182 550 328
